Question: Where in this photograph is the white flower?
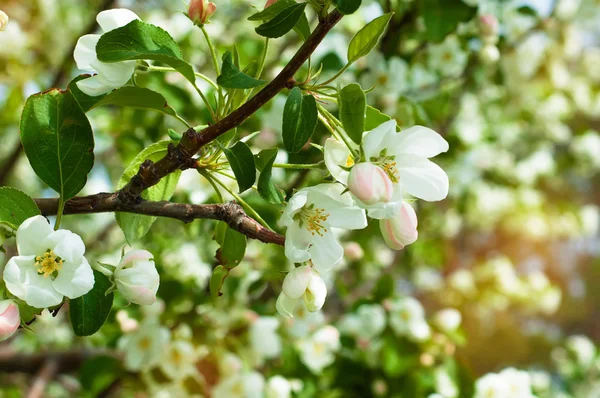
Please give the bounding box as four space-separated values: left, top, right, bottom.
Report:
297 326 340 373
499 368 535 397
338 304 386 340
281 184 367 272
474 373 509 398
387 297 431 342
276 265 327 318
0 10 8 31
73 9 140 96
118 320 170 371
265 375 300 398
212 372 265 398
554 0 581 20
249 316 282 363
0 300 19 341
4 216 94 308
434 367 459 398
114 249 160 306
379 201 418 250
433 308 462 333
427 35 468 77
160 339 200 380
566 335 597 368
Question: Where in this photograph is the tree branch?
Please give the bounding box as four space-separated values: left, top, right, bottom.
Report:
34 194 285 246
26 358 59 398
0 347 119 374
118 10 344 203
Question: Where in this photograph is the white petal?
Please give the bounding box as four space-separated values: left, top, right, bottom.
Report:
4 255 62 308
73 34 101 71
309 229 343 274
324 138 351 184
365 200 403 220
396 155 449 201
45 230 85 263
276 292 297 318
76 76 114 97
120 249 154 267
393 125 449 158
307 190 367 230
284 223 312 264
362 120 397 159
53 257 94 299
304 270 327 312
282 265 312 299
91 59 136 87
96 9 140 33
16 216 52 256
281 191 308 227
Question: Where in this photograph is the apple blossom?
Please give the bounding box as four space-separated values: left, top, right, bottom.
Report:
160 339 201 380
188 0 217 25
387 297 431 342
249 316 282 363
479 44 500 64
0 300 19 341
281 184 367 272
0 10 8 31
118 320 170 371
478 15 499 39
433 308 462 333
114 249 160 306
296 326 341 373
213 372 265 398
347 162 394 205
276 265 326 318
379 201 418 250
73 9 140 96
3 216 94 308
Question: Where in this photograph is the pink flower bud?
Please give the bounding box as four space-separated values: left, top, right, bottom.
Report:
0 300 19 341
348 162 394 205
188 0 217 25
264 0 278 8
379 202 418 250
479 15 498 38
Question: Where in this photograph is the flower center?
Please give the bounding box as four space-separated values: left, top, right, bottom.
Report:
34 249 63 278
295 204 330 237
370 149 399 183
345 154 355 167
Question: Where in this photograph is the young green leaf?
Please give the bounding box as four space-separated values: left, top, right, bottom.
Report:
248 0 311 40
210 265 229 298
69 271 114 337
339 83 366 144
217 52 266 89
214 221 247 269
255 3 307 39
335 0 362 15
95 20 196 85
255 148 285 204
20 89 94 201
0 187 41 229
365 105 392 131
347 13 393 64
222 141 257 193
282 87 318 153
116 141 182 242
421 0 476 42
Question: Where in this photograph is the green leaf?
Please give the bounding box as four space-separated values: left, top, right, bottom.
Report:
80 356 123 396
365 105 392 131
255 3 307 39
20 89 95 200
421 0 477 42
373 274 394 302
217 52 266 89
249 0 311 40
347 13 393 64
116 141 182 242
339 83 366 144
68 75 108 112
255 149 285 204
294 13 311 41
96 20 196 85
335 0 362 15
222 141 256 193
214 221 247 269
93 87 185 121
282 87 318 153
210 265 229 298
0 187 41 229
69 271 114 336
17 302 43 324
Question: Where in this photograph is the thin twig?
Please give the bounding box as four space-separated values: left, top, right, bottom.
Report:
26 358 59 398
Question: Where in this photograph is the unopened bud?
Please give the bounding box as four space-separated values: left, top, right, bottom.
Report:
479 44 500 65
344 242 364 262
188 0 217 25
348 162 394 205
0 300 19 341
114 250 160 306
379 202 418 250
264 0 278 8
479 14 498 38
0 10 8 32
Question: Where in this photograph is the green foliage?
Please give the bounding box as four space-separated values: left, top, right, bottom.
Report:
69 271 114 336
282 87 318 153
421 0 477 42
335 0 362 15
339 83 366 144
222 141 256 193
347 13 393 64
217 52 266 89
79 356 123 397
0 187 40 229
255 148 285 204
249 0 311 40
255 3 308 39
210 265 229 298
214 221 247 269
365 105 392 131
116 141 182 242
20 89 94 201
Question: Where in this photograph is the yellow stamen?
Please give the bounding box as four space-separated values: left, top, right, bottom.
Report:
297 204 330 237
34 249 63 278
345 155 355 167
381 161 399 183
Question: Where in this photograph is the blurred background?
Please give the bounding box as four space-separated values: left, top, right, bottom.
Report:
1 0 600 397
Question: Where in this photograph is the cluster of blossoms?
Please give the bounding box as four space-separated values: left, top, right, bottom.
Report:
474 367 536 398
278 121 449 317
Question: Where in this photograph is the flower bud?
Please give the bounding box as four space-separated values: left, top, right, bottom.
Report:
344 242 364 262
0 300 19 341
114 250 160 306
379 201 418 250
478 14 498 38
479 44 500 65
348 162 394 205
433 308 462 333
0 10 8 32
188 0 217 25
264 0 278 8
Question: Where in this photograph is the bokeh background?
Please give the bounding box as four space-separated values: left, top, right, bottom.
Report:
1 0 600 397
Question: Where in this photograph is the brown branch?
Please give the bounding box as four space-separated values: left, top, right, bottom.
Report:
0 347 119 374
118 10 344 203
26 358 59 398
34 194 285 246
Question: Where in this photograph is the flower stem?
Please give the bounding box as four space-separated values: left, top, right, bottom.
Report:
198 169 224 203
200 25 221 77
54 197 65 230
316 62 350 87
146 65 219 91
